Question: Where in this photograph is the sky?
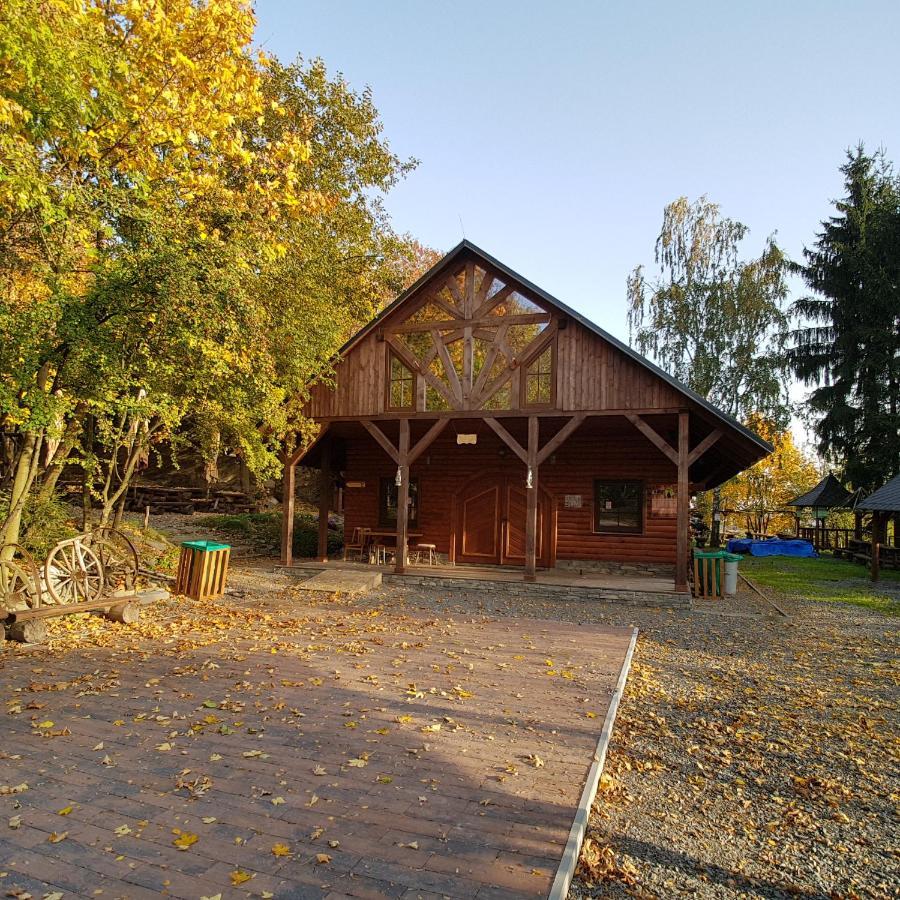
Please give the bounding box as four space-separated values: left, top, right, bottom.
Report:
254 0 900 444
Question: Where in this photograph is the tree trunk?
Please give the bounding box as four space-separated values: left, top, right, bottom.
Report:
34 414 83 506
0 430 44 556
710 486 722 547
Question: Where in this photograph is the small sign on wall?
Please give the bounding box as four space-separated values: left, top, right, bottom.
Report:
345 480 366 488
564 494 583 509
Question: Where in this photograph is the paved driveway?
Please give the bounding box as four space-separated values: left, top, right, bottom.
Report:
0 585 632 899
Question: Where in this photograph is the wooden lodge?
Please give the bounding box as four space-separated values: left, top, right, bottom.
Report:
282 241 772 595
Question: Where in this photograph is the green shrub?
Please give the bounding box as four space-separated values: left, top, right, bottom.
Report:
196 511 343 558
1 491 79 559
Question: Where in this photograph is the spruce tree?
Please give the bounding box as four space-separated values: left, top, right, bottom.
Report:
788 146 900 492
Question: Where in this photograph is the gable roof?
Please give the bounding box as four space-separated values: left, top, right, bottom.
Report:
856 473 900 512
787 473 855 509
338 239 772 454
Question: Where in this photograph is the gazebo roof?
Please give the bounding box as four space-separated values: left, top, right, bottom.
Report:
856 473 900 513
787 473 854 509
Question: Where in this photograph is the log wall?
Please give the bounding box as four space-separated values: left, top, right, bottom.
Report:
338 425 678 566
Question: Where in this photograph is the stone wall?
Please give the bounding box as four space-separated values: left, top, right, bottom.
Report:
553 559 674 578
385 573 691 609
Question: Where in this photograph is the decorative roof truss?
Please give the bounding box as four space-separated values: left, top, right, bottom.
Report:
383 261 557 412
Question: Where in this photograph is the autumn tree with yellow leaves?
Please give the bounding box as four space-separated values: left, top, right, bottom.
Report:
719 415 821 536
0 0 424 546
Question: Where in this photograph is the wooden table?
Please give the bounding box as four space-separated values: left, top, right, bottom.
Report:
361 530 423 564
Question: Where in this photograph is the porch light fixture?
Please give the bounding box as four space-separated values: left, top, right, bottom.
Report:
395 466 403 486
526 467 534 489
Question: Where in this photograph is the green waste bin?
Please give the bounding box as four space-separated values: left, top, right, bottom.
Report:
723 552 742 596
693 549 727 597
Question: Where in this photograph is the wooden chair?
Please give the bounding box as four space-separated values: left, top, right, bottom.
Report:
412 543 438 566
343 528 367 562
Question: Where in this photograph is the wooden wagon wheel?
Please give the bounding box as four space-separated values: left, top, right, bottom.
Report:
0 544 41 612
44 538 104 605
86 527 139 593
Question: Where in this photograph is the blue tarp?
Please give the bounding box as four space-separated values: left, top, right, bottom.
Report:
725 538 754 554
725 537 818 558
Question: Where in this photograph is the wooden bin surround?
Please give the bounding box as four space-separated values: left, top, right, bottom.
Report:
175 540 231 600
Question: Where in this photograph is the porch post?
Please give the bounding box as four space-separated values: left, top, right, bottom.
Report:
281 452 295 567
853 511 862 540
870 511 883 583
675 410 690 593
524 415 539 583
316 441 331 563
394 418 410 575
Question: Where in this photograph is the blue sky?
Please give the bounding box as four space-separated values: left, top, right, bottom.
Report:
255 0 899 436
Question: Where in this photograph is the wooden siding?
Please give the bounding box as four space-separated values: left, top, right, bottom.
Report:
304 318 685 420
339 425 678 567
555 325 684 412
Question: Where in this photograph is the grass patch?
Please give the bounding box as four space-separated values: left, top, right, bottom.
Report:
741 554 900 616
197 511 343 558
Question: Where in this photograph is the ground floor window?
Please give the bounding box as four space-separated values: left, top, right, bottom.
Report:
379 477 419 528
593 480 643 534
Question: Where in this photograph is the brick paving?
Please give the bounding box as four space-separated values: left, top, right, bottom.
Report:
0 591 632 899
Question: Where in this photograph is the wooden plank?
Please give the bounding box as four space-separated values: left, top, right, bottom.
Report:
281 453 295 567
361 420 400 464
687 429 722 466
395 419 410 575
675 411 689 593
536 413 587 466
625 413 679 466
483 417 528 465
317 441 331 562
471 283 513 319
525 415 539 582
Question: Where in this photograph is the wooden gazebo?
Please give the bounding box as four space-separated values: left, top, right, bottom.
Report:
787 474 856 551
855 474 900 581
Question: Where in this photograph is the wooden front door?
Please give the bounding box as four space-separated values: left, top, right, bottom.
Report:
457 477 551 567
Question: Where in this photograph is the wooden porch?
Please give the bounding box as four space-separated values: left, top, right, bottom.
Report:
275 558 686 604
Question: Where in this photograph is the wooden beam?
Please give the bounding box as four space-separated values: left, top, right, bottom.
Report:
287 428 324 467
675 411 690 593
428 290 461 319
536 413 586 466
484 417 528 465
472 283 513 319
281 452 295 567
524 415 539 582
475 271 495 308
390 312 550 334
316 441 331 562
361 420 399 464
313 407 686 423
445 272 465 309
626 413 679 467
407 418 450 466
432 328 463 403
465 260 475 319
870 511 883 583
687 429 723 466
394 419 410 575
